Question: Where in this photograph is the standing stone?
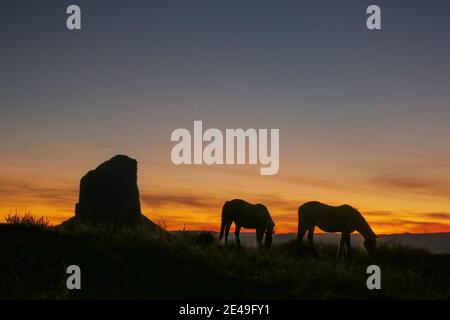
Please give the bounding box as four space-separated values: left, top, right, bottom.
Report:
75 155 142 224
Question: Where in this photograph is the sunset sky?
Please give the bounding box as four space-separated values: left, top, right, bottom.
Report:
1 0 450 234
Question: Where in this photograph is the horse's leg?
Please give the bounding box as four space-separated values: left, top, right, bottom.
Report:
297 224 308 242
256 229 263 249
235 224 242 247
344 232 352 260
224 222 232 245
307 226 319 259
337 233 346 259
296 224 308 255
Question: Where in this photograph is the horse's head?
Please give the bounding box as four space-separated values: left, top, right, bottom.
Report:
255 204 275 249
364 236 377 256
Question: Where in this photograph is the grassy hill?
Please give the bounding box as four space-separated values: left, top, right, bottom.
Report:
1 222 449 299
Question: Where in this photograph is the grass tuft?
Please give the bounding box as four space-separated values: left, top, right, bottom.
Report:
4 212 50 228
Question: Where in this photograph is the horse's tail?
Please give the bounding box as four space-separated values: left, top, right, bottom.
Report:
219 201 229 240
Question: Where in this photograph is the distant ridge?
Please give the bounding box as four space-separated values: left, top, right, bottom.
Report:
188 231 450 254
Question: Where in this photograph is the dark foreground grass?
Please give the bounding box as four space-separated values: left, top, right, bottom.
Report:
0 222 449 299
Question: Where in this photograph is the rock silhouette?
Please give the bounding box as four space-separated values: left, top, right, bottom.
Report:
62 155 159 230
75 155 141 224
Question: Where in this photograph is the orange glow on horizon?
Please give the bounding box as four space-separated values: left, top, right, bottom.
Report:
1 159 450 235
2 200 450 235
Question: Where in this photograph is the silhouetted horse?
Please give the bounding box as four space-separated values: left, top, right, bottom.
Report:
219 199 275 249
297 201 377 259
